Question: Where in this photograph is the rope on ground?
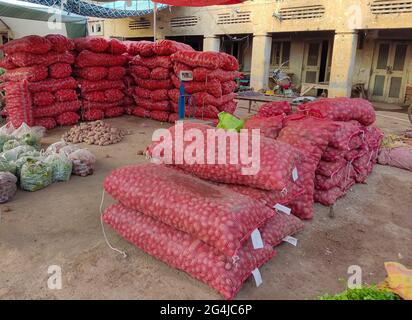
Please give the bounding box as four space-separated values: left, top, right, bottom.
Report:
99 189 127 258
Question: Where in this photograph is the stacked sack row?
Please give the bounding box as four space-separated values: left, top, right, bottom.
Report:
297 98 384 206
127 40 193 122
121 47 138 116
169 50 240 123
102 122 307 299
73 37 128 121
0 35 81 129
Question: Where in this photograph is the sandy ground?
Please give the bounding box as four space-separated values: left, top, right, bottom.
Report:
0 104 411 300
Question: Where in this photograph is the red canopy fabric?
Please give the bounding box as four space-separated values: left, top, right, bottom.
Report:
154 0 244 6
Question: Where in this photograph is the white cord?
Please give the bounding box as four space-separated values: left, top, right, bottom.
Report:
99 189 127 258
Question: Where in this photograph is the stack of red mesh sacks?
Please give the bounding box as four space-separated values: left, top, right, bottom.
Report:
0 35 80 129
168 50 240 123
102 123 305 299
121 45 138 115
74 37 128 121
127 40 193 122
297 98 383 206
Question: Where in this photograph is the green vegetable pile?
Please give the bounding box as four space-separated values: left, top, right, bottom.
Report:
318 286 401 300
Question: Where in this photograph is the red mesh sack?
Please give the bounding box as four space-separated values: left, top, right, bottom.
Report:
244 114 285 139
151 100 170 112
126 41 154 57
78 79 125 93
105 107 124 118
2 65 48 82
148 122 300 191
34 117 56 130
131 55 172 69
134 98 152 110
45 34 74 53
75 50 127 68
221 81 237 95
33 91 55 106
49 63 72 79
75 66 107 81
4 80 34 127
298 98 376 126
317 158 348 177
106 66 126 80
0 35 51 55
83 109 104 121
151 89 169 101
103 203 275 300
56 111 80 126
107 38 127 55
218 100 237 114
278 115 337 219
329 121 363 150
192 67 241 82
33 100 81 117
150 110 169 122
104 89 125 102
134 87 151 99
82 91 105 102
153 40 194 56
314 178 355 206
315 163 354 191
104 164 276 257
83 100 124 111
10 51 75 67
28 77 77 93
171 51 226 70
257 101 292 117
150 67 170 80
129 65 150 79
171 102 219 118
132 107 150 118
171 74 222 98
220 52 239 71
136 78 172 90
74 37 109 53
55 89 77 102
0 56 17 69
169 91 236 108
260 213 305 247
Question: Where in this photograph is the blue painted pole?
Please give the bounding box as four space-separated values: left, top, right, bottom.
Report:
178 82 185 120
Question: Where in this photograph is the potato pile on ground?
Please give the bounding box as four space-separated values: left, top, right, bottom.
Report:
62 120 127 146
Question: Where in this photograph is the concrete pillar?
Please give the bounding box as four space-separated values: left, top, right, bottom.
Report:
250 34 272 91
203 36 220 52
328 31 359 97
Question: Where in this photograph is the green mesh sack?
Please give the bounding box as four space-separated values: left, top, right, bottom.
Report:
2 145 36 162
216 112 245 132
20 160 52 192
0 134 12 152
19 133 41 150
0 157 17 176
2 139 22 152
44 154 72 182
15 155 42 177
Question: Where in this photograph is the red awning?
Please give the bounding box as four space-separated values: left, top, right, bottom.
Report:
154 0 244 7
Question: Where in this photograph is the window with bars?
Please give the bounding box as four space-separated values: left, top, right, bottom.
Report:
270 41 291 67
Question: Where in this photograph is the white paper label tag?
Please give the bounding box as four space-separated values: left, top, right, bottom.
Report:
251 229 264 250
283 236 298 247
252 268 262 287
273 203 291 215
292 167 299 182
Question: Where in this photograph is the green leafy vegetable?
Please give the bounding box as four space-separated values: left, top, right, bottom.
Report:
20 160 52 192
318 286 401 300
44 154 72 182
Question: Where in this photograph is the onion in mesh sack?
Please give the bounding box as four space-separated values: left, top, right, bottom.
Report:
0 157 17 175
0 172 17 203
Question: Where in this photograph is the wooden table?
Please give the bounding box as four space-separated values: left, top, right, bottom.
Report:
235 94 294 113
300 82 329 96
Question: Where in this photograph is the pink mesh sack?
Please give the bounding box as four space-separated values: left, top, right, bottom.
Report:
28 77 77 93
75 66 107 81
104 164 276 257
45 34 74 53
33 92 55 106
244 114 285 139
126 41 155 57
150 67 170 80
147 122 301 192
153 40 194 56
74 37 109 53
75 50 127 68
257 101 292 117
0 35 51 55
297 98 376 126
54 89 77 102
131 55 172 69
10 51 74 67
129 65 151 79
150 110 169 122
103 203 275 300
2 66 48 82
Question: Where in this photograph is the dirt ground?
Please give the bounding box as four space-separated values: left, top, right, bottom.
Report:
0 103 411 300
